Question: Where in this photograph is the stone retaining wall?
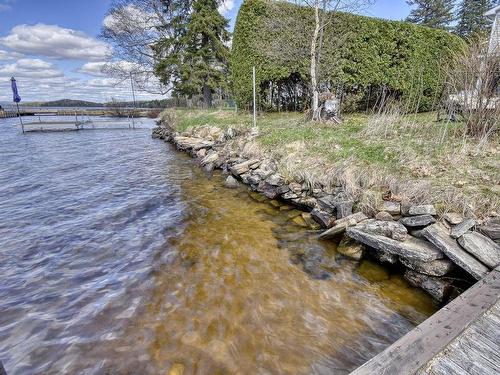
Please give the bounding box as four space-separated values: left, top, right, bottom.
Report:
153 120 500 303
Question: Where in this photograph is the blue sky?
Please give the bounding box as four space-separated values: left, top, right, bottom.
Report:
0 0 412 103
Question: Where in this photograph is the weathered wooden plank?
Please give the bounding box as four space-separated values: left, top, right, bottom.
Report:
349 267 500 375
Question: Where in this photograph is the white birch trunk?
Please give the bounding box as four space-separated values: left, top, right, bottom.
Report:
310 2 321 121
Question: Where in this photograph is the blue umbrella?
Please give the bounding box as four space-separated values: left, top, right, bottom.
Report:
11 77 21 103
10 77 24 132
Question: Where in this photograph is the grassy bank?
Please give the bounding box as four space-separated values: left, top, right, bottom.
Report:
167 108 499 218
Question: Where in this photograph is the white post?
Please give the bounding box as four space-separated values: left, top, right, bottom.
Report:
252 66 257 127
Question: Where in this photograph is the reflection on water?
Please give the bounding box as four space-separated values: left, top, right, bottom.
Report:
0 117 436 374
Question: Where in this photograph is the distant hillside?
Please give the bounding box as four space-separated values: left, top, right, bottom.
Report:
40 99 103 107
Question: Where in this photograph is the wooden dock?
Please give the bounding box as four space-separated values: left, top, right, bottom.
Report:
350 266 500 375
0 107 158 119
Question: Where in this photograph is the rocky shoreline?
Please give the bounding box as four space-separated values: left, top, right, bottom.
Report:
153 118 500 303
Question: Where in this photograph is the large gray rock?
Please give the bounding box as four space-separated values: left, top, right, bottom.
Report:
265 173 285 186
458 232 500 269
230 159 260 176
375 211 394 221
317 196 337 214
346 227 443 262
224 175 239 189
407 204 436 216
310 209 335 228
450 218 476 239
201 151 219 166
477 217 500 242
256 182 289 199
404 270 452 302
380 201 401 215
422 223 489 280
400 257 454 277
443 212 464 225
400 214 436 228
174 136 214 151
290 196 317 210
355 219 409 241
319 212 368 239
336 201 353 219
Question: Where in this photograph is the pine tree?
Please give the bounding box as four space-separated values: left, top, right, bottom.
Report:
456 0 499 37
155 0 230 107
406 0 456 29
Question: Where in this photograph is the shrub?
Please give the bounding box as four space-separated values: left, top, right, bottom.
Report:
231 0 465 112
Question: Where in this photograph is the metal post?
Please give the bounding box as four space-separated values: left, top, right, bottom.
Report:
252 66 257 128
16 103 24 133
130 73 136 129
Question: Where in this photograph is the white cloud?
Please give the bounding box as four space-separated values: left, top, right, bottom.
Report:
0 0 14 12
78 60 139 76
0 49 22 60
0 24 112 61
103 5 159 34
218 0 235 15
0 58 64 79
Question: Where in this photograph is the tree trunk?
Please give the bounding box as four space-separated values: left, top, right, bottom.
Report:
203 84 212 108
310 3 321 121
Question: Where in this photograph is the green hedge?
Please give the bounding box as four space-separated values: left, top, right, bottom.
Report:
230 0 465 111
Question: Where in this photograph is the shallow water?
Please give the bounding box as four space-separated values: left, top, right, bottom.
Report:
0 116 436 374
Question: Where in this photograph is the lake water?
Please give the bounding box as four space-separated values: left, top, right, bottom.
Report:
0 116 436 374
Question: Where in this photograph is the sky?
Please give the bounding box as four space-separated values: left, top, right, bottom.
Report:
0 0 412 104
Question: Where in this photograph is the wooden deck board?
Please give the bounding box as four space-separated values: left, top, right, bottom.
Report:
350 267 500 375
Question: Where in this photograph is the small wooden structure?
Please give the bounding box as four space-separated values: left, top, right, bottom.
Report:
350 266 500 374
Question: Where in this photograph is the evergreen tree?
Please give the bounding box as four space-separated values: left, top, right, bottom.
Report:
406 0 456 29
456 0 499 37
155 0 230 107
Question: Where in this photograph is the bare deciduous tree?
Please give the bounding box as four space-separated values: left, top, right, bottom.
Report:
445 36 499 139
101 0 191 95
297 0 374 121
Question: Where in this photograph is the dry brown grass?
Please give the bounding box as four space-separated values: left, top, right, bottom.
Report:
166 108 499 218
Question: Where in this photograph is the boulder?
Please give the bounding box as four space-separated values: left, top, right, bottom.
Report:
347 227 443 262
477 217 500 242
404 270 452 302
399 214 436 228
310 209 335 228
247 174 261 186
443 212 464 225
256 182 289 199
265 173 285 186
380 201 401 215
337 236 364 260
375 211 394 221
336 201 353 219
196 148 207 158
201 152 219 166
174 136 214 151
319 212 368 239
355 219 408 241
224 175 239 189
400 257 454 277
317 196 337 214
282 192 300 200
230 159 260 176
422 223 489 280
407 204 436 216
450 218 476 239
290 196 318 210
458 232 500 269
